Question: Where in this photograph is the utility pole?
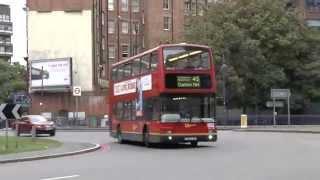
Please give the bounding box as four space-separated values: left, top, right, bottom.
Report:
171 0 174 43
220 54 228 124
117 0 120 62
129 0 133 57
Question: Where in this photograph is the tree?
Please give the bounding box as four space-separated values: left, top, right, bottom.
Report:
0 61 26 103
185 0 320 113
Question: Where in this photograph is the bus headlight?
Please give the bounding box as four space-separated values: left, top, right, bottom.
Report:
208 135 213 140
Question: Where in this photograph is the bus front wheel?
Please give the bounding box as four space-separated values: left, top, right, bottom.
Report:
117 128 123 144
143 129 151 147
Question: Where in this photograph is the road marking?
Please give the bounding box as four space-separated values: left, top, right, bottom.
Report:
41 175 80 180
100 143 110 151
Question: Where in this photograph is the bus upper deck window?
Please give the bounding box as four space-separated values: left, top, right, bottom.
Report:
123 63 132 78
141 54 150 74
132 58 141 76
150 52 158 71
112 68 118 81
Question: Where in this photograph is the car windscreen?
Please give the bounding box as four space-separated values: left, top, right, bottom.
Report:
29 116 48 123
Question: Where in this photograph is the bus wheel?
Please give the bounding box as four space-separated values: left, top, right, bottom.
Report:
191 141 198 147
143 129 150 147
117 128 123 144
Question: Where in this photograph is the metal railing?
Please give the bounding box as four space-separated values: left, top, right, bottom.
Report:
216 114 320 126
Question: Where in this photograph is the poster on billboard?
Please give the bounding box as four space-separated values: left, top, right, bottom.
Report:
31 58 72 89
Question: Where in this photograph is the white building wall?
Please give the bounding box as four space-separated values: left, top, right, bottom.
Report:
28 10 93 92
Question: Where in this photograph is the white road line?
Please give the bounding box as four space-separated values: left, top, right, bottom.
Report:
41 175 80 180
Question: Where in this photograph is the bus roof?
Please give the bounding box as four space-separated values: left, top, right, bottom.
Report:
111 43 211 67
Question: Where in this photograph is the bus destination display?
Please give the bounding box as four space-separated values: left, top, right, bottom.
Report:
177 76 200 88
165 74 211 89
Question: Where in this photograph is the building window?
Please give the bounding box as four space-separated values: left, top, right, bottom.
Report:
163 0 170 10
109 46 115 58
132 22 139 34
0 14 5 22
185 0 192 14
102 38 105 50
101 12 105 25
132 0 140 12
108 20 115 34
306 0 320 8
122 45 129 58
108 0 114 11
5 37 10 43
0 46 5 52
306 20 320 27
5 15 10 22
163 16 171 30
121 21 129 34
121 0 129 12
101 64 106 77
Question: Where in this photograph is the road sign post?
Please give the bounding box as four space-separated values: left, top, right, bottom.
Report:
270 89 291 125
0 103 23 150
73 86 81 124
273 98 276 126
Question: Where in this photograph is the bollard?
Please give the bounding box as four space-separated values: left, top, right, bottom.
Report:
241 114 248 128
15 124 19 149
31 125 36 142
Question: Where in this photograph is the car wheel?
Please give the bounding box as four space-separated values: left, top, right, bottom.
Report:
50 130 56 136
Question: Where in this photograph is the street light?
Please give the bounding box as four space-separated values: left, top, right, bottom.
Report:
220 54 228 124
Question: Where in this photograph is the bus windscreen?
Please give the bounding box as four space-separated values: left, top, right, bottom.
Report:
163 47 210 70
160 95 215 122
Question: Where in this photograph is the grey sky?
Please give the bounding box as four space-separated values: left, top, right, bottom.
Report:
0 0 26 65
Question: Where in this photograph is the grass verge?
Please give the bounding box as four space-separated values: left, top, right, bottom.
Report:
0 136 62 155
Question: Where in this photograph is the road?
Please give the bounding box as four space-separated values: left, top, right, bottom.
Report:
1 131 320 180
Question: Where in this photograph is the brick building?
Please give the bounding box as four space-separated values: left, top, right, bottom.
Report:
294 0 320 27
27 0 107 124
94 0 212 80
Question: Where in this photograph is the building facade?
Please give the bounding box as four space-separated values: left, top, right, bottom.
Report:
294 0 320 27
0 4 13 62
94 0 211 80
27 0 108 124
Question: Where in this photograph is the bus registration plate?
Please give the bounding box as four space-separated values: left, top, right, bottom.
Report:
184 137 197 141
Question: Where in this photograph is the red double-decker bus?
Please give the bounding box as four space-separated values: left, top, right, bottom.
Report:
109 43 217 147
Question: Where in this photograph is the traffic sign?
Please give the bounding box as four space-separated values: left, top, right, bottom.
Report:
271 89 290 99
266 101 284 108
73 86 82 96
0 104 22 120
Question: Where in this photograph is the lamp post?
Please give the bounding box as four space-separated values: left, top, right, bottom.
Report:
220 55 228 125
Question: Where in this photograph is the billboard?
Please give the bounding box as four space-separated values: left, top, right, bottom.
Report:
31 58 72 89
